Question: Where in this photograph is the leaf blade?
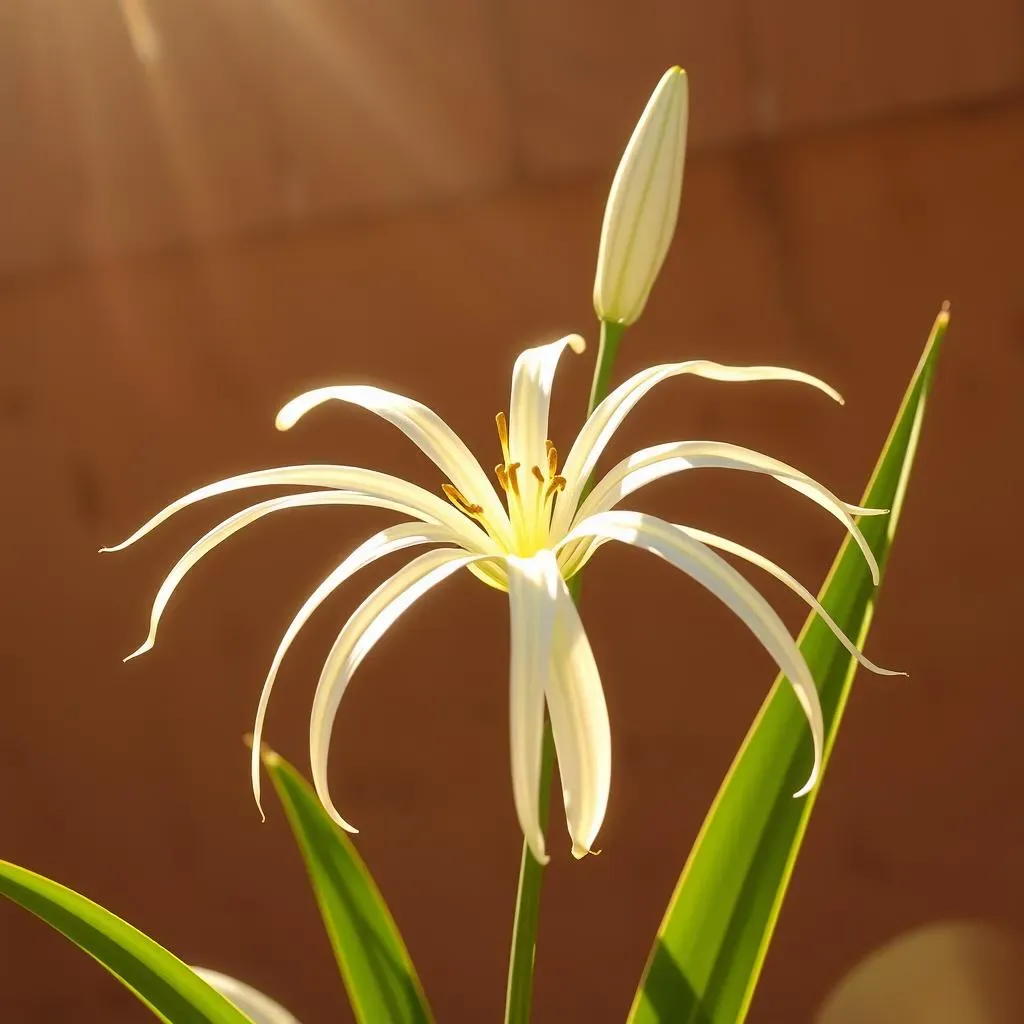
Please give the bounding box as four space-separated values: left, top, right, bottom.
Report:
0 859 253 1024
628 308 949 1024
263 748 433 1024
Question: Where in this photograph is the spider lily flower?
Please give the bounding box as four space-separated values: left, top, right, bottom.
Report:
106 334 899 864
594 66 688 325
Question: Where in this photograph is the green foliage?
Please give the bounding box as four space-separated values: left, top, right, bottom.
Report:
628 309 949 1024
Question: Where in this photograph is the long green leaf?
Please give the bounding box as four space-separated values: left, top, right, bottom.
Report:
628 308 949 1024
0 860 253 1024
262 747 433 1024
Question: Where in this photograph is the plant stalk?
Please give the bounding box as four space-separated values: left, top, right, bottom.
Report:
503 319 627 1024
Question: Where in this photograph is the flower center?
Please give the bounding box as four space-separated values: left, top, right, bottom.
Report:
441 412 566 556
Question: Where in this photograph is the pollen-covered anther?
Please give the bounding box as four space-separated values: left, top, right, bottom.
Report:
442 483 483 517
495 463 510 493
495 412 510 463
530 465 546 487
546 443 559 478
545 475 567 500
507 463 521 497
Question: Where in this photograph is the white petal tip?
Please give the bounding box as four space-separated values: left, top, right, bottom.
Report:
571 842 601 860
123 642 152 663
792 774 818 799
99 542 129 554
567 334 586 355
273 412 295 432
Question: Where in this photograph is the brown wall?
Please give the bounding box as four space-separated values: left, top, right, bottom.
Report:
1 2 1023 1021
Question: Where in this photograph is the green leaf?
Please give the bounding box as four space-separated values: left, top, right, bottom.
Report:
262 747 434 1024
0 859 253 1024
628 308 949 1024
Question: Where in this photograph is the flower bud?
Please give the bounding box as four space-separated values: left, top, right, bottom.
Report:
593 67 689 326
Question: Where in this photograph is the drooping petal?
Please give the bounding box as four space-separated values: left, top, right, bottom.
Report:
508 334 586 470
190 968 301 1024
308 548 498 834
124 491 484 661
250 522 460 817
101 465 492 553
567 440 882 584
553 361 844 536
505 551 560 865
567 521 900 677
547 571 611 859
276 385 512 547
559 510 824 797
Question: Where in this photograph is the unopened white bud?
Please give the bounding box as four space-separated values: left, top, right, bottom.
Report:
593 67 689 326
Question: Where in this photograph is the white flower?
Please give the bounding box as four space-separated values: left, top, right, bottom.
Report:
107 335 897 863
594 66 688 325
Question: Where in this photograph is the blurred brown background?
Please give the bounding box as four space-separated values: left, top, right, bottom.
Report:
1 1 1022 1021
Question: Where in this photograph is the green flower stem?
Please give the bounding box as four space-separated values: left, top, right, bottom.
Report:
503 319 628 1024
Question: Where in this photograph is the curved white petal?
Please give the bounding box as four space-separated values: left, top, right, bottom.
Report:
548 572 611 859
276 386 512 546
505 551 560 865
553 361 844 536
101 465 494 553
124 491 479 661
251 522 460 817
190 968 301 1024
508 334 586 470
309 548 498 834
568 440 881 584
559 511 823 797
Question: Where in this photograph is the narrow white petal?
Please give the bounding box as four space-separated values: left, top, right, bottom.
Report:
560 511 824 796
190 968 300 1024
275 385 512 546
505 551 560 865
553 361 844 536
547 574 611 859
570 440 881 585
251 522 460 818
101 465 495 554
309 549 498 834
672 524 901 676
124 491 475 661
508 334 586 470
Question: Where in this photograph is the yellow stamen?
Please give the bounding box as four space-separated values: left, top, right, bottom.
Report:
495 463 510 493
442 483 483 517
545 475 566 501
546 443 558 478
507 463 521 497
495 412 510 464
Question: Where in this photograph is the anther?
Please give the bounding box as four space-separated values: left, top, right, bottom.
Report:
545 475 567 500
495 412 510 462
442 483 483 517
530 465 545 486
495 463 510 493
547 444 558 478
507 462 521 496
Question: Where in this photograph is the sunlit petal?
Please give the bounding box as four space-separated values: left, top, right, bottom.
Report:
568 440 881 584
560 511 824 796
276 385 512 546
505 551 560 865
124 491 476 661
251 522 460 818
190 968 300 1024
309 549 498 833
508 334 586 470
101 465 493 553
548 573 611 859
553 361 844 536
